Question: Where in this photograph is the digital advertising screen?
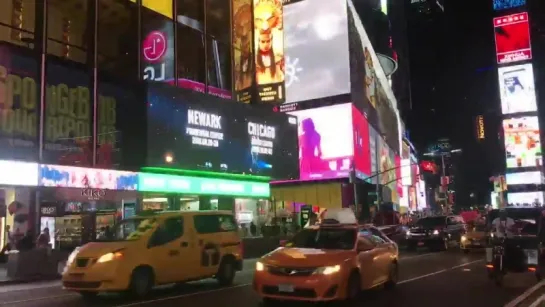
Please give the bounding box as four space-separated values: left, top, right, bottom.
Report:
253 0 286 104
506 171 544 185
401 159 412 186
493 0 526 11
493 12 532 64
369 125 379 184
503 116 542 169
232 0 254 103
141 12 175 83
284 0 350 104
288 103 355 181
147 83 299 180
351 106 371 179
498 64 537 114
507 191 544 205
378 138 397 198
39 164 138 190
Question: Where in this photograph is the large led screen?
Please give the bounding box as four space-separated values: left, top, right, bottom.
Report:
506 171 544 185
493 0 526 11
284 0 350 103
352 106 371 179
147 83 299 180
288 103 354 180
507 191 544 205
369 125 379 184
494 12 532 64
503 116 542 169
498 64 537 114
253 0 286 104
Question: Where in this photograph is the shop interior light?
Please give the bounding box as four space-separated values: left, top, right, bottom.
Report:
141 167 271 182
143 198 168 202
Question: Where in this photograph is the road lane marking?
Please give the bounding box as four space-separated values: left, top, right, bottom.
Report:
399 252 438 261
504 279 545 307
114 259 484 307
398 259 483 285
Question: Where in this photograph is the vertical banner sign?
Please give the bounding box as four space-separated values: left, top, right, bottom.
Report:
253 0 286 104
476 115 485 140
141 15 175 82
232 0 254 103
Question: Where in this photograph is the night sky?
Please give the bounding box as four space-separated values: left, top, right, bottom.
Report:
406 0 502 205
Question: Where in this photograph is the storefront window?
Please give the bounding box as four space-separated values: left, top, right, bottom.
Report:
46 0 89 64
97 0 138 82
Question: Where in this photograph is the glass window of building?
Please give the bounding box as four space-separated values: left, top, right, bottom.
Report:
97 0 145 169
0 0 38 49
44 0 93 166
0 0 40 161
176 0 206 87
46 0 89 64
205 0 231 93
97 0 138 82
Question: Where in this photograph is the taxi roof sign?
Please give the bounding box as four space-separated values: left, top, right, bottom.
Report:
320 209 357 225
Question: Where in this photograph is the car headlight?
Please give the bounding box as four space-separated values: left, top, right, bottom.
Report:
256 261 265 272
315 265 341 275
97 251 123 264
461 236 467 242
432 230 439 235
66 247 81 266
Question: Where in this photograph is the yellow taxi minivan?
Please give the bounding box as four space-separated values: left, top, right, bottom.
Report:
253 209 399 304
62 210 243 299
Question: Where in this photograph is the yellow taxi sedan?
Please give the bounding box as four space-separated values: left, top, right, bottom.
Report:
253 209 398 305
461 224 488 253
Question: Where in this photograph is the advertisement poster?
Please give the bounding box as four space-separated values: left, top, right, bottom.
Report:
351 106 371 179
378 139 396 193
253 0 285 104
506 171 543 185
498 64 537 114
289 103 354 180
508 191 544 205
494 12 532 64
395 155 403 198
503 116 542 168
39 164 138 190
493 0 526 11
232 0 254 103
376 86 399 153
284 0 350 104
147 83 299 180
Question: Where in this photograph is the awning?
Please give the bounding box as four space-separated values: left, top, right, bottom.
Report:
271 183 343 209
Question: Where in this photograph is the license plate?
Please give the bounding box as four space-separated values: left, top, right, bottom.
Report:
417 242 424 246
69 273 84 280
278 284 294 292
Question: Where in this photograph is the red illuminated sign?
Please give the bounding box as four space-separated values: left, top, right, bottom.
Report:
493 12 532 64
142 31 167 63
420 161 438 174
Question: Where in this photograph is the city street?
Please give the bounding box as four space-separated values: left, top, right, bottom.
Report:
0 249 538 307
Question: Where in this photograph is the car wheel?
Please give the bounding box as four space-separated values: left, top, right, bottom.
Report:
346 272 361 301
217 258 235 286
78 291 98 300
494 272 504 287
384 263 398 289
129 267 154 298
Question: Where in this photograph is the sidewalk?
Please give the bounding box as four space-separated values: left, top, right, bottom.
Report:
0 261 64 285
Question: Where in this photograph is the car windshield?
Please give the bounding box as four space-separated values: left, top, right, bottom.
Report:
415 217 446 227
97 217 159 242
289 228 357 250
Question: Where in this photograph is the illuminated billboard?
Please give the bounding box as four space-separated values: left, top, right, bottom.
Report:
493 0 525 11
232 0 254 103
284 0 350 104
401 159 412 186
493 12 532 64
253 0 286 104
288 103 371 181
506 171 544 185
503 116 542 169
508 191 544 205
498 64 537 114
147 83 299 180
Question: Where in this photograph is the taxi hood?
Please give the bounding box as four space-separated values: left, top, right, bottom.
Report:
76 241 135 258
262 247 354 267
466 231 486 239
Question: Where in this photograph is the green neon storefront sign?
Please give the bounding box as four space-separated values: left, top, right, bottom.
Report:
138 173 270 197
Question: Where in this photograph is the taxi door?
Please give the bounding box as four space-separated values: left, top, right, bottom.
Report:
193 214 225 277
356 236 384 288
369 227 396 282
148 217 191 284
